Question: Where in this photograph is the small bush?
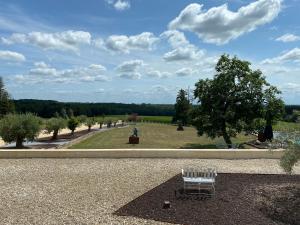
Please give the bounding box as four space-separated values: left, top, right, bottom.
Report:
280 144 300 174
68 117 79 135
45 117 67 140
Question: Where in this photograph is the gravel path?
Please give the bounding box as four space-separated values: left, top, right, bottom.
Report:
0 159 299 225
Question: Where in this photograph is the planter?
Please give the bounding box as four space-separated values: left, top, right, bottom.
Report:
129 136 139 144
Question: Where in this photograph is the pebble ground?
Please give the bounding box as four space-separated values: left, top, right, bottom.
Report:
0 159 299 225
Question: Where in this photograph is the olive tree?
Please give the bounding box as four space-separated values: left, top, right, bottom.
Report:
98 118 104 129
68 117 79 135
192 54 284 148
45 117 67 140
85 117 96 131
0 113 42 148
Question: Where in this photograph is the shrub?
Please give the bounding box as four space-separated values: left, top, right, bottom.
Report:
68 117 79 135
280 143 300 174
0 113 42 148
45 117 67 140
85 117 96 131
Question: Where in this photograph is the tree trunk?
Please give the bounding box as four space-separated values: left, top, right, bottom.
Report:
99 123 103 129
222 132 232 149
52 129 58 140
221 121 232 148
16 137 24 148
71 129 75 135
88 126 91 132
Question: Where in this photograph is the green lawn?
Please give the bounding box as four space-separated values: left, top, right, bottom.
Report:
140 116 172 123
273 121 300 132
69 123 255 149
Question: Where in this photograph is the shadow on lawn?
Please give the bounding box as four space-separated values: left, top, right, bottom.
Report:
114 173 300 225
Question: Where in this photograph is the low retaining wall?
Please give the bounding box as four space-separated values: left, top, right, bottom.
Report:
0 149 284 159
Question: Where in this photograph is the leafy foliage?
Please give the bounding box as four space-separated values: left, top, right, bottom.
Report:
45 117 67 140
280 143 300 174
67 117 79 135
0 113 42 148
192 54 284 147
0 77 14 117
85 117 96 131
174 89 191 126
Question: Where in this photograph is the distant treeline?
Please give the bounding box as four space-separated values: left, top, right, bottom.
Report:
12 99 300 119
284 105 300 115
13 99 175 118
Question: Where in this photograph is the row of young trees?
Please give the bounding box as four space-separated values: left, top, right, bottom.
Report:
0 112 120 148
0 77 127 148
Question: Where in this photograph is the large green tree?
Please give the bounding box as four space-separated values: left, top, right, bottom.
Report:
174 89 191 126
192 54 284 148
0 113 42 148
0 77 14 117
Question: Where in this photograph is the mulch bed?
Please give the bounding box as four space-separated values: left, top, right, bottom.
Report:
38 129 96 142
115 173 300 225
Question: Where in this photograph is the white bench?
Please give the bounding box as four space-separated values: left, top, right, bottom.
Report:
181 167 217 196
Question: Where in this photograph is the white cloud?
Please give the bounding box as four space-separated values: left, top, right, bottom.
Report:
95 88 105 93
12 62 109 84
276 33 300 42
161 30 204 61
0 50 26 62
163 46 203 61
119 72 141 79
261 48 300 64
89 64 107 71
146 70 171 78
175 67 194 77
104 32 159 53
116 59 144 79
280 83 300 93
116 59 144 73
106 0 130 11
169 0 282 45
160 30 189 48
29 62 57 76
2 30 91 52
114 0 130 11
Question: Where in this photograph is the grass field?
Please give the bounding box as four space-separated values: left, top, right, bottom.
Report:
95 115 172 123
70 123 255 149
273 121 300 132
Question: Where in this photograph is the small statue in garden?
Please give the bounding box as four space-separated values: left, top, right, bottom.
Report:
129 127 139 144
133 127 138 137
177 121 184 131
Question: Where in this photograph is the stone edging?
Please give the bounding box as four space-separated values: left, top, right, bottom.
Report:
0 149 284 159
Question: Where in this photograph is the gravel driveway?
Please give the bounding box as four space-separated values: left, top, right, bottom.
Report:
0 159 299 225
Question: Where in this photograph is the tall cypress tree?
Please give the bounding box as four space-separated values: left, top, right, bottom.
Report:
174 89 191 126
0 77 14 117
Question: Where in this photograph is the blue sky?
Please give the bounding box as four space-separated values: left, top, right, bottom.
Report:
0 0 300 104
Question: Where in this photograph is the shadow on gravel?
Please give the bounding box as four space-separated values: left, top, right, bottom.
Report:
114 173 300 225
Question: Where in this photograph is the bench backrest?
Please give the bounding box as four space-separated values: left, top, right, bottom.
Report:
182 167 217 178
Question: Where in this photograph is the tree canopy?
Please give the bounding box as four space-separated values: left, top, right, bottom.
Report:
192 54 284 147
0 113 42 148
45 117 67 140
0 77 14 117
174 89 191 126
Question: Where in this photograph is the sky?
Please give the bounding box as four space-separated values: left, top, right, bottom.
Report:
0 0 300 104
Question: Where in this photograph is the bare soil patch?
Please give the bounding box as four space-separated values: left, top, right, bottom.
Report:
115 173 300 225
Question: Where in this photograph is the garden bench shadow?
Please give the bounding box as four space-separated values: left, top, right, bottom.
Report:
114 173 300 225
